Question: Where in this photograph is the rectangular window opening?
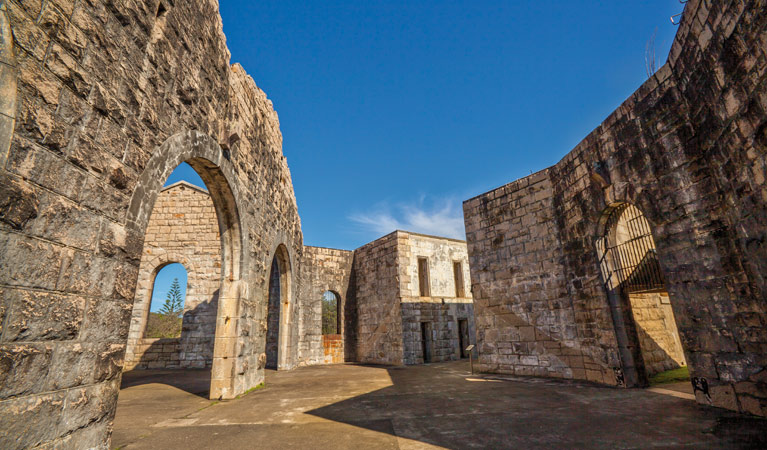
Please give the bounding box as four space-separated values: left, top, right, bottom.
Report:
417 257 430 297
453 261 465 297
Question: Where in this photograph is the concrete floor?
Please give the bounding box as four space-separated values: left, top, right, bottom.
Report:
112 361 767 449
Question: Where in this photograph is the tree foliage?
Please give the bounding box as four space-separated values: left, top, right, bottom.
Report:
159 277 184 318
146 277 184 338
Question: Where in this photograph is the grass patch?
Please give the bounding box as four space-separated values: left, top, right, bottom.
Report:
650 366 690 385
236 383 265 399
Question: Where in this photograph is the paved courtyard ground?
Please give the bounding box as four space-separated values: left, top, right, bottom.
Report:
112 361 767 449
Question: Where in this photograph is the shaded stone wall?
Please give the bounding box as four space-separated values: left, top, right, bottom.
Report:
464 172 592 380
352 232 404 365
0 1 304 448
465 0 767 416
297 246 353 366
128 337 179 369
124 181 221 370
398 232 475 365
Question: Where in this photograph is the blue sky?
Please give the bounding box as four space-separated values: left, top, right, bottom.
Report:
168 0 682 252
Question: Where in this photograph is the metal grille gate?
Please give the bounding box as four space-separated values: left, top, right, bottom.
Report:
596 204 666 293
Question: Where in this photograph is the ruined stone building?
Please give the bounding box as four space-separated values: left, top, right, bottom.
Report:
270 230 476 369
348 231 475 366
0 0 764 448
463 0 767 418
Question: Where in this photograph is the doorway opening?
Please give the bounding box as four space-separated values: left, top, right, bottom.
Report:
322 290 344 364
266 244 292 369
123 137 244 401
421 322 433 363
596 203 688 388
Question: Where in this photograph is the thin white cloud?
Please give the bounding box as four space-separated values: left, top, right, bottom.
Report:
350 196 465 240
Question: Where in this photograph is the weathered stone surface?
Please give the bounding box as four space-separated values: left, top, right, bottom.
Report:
0 173 38 230
464 0 767 416
0 1 304 447
297 246 353 366
351 231 476 365
1 288 85 342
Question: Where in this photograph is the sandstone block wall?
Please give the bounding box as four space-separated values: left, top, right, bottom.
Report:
128 337 180 369
352 233 404 365
464 172 595 380
350 231 476 366
124 181 221 370
0 1 304 448
464 0 767 416
629 292 686 376
297 246 353 366
398 232 475 365
322 334 344 364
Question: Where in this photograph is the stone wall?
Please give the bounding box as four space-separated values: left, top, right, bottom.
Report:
322 334 344 364
0 1 304 448
398 232 475 365
464 0 767 416
350 231 476 365
297 246 353 366
127 337 180 369
124 181 221 370
464 172 591 380
352 232 403 365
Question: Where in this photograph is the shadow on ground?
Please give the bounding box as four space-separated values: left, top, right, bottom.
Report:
113 361 767 449
120 369 211 398
306 362 767 449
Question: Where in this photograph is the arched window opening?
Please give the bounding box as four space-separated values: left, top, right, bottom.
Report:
596 203 688 386
597 204 666 293
322 291 340 335
146 263 187 338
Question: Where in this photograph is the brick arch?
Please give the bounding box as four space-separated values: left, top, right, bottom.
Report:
0 1 17 168
126 130 246 399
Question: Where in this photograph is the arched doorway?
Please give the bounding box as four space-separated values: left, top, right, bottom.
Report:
266 244 291 369
125 131 245 400
596 203 688 387
321 290 344 364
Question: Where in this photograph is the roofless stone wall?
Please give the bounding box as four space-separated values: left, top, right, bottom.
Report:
351 231 476 365
465 0 767 416
0 1 303 448
297 246 353 366
124 181 221 370
352 232 403 365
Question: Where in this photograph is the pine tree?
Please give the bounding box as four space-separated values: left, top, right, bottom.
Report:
159 277 184 318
